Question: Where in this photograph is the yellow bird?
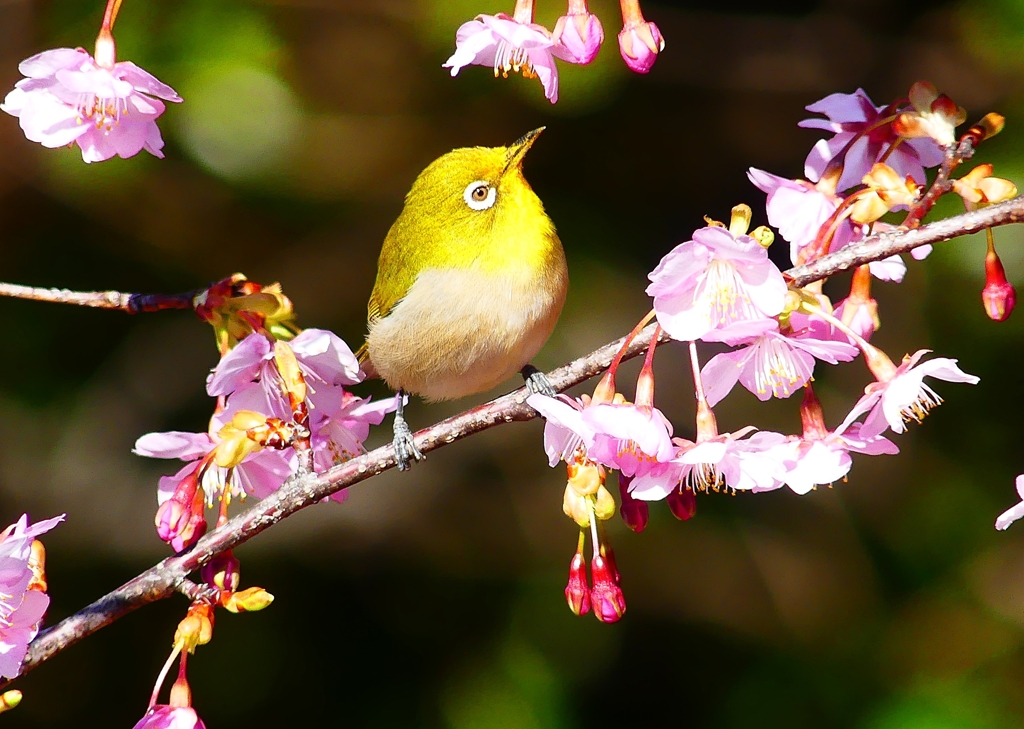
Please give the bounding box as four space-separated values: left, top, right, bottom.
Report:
360 128 568 469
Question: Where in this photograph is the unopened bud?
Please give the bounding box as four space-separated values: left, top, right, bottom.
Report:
175 603 214 652
590 555 626 623
565 546 591 616
593 484 616 521
618 475 649 532
567 461 602 496
666 488 697 521
202 550 240 593
983 245 1016 322
223 587 274 613
553 5 604 65
965 112 1005 145
0 690 22 714
156 476 207 553
27 540 47 592
749 225 774 248
563 485 591 527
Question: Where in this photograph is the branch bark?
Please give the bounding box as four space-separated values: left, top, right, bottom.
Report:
9 195 1024 684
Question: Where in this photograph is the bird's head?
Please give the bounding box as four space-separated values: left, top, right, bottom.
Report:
398 128 556 270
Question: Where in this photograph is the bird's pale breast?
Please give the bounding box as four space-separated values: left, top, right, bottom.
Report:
366 257 567 401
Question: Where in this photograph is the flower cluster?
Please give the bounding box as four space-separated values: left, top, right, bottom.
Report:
136 300 394 554
444 0 663 103
0 515 63 681
527 81 1017 620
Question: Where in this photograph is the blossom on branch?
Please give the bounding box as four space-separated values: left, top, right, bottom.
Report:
0 514 63 680
647 211 786 345
840 349 979 437
700 326 857 406
799 88 943 192
1 47 180 163
443 5 563 103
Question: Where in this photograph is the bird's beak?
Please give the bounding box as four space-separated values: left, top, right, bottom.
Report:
504 127 545 173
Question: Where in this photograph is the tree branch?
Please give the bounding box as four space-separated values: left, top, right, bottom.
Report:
786 195 1024 287
9 194 1024 684
0 282 199 313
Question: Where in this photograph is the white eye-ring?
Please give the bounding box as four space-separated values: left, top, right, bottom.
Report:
464 181 496 211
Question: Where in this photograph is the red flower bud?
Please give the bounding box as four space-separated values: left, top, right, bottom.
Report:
618 475 649 532
201 550 241 592
667 488 697 521
156 471 207 552
983 245 1016 322
565 551 591 616
590 554 625 623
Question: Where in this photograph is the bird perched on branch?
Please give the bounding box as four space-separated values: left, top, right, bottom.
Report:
358 128 568 470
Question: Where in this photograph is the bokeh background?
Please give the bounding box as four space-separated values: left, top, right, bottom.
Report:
3 0 1024 726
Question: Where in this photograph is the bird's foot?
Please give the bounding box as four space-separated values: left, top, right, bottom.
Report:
521 364 556 397
393 413 425 471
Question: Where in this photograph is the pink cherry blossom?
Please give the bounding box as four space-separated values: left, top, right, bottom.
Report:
628 428 782 500
647 225 787 345
132 706 206 729
1 47 180 163
700 327 857 406
770 422 897 495
996 475 1024 530
443 14 561 103
582 402 674 477
206 329 362 398
799 88 943 192
135 428 293 503
526 393 596 466
0 514 63 680
747 168 857 264
553 0 604 65
839 350 979 438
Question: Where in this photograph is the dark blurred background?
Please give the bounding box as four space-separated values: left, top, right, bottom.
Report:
3 0 1024 726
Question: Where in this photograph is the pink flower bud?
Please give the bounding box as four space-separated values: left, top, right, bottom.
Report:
983 245 1016 322
618 475 649 532
565 551 592 616
553 6 604 65
590 554 625 622
617 22 663 73
201 550 240 592
155 472 207 552
666 488 696 521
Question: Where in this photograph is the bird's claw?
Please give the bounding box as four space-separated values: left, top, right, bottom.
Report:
393 414 425 471
522 366 556 397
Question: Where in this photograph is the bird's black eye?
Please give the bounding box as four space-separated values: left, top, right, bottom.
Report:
463 180 497 210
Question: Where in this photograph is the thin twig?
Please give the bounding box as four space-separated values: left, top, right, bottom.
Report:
901 138 974 229
786 195 1024 287
0 282 200 313
9 195 1024 684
